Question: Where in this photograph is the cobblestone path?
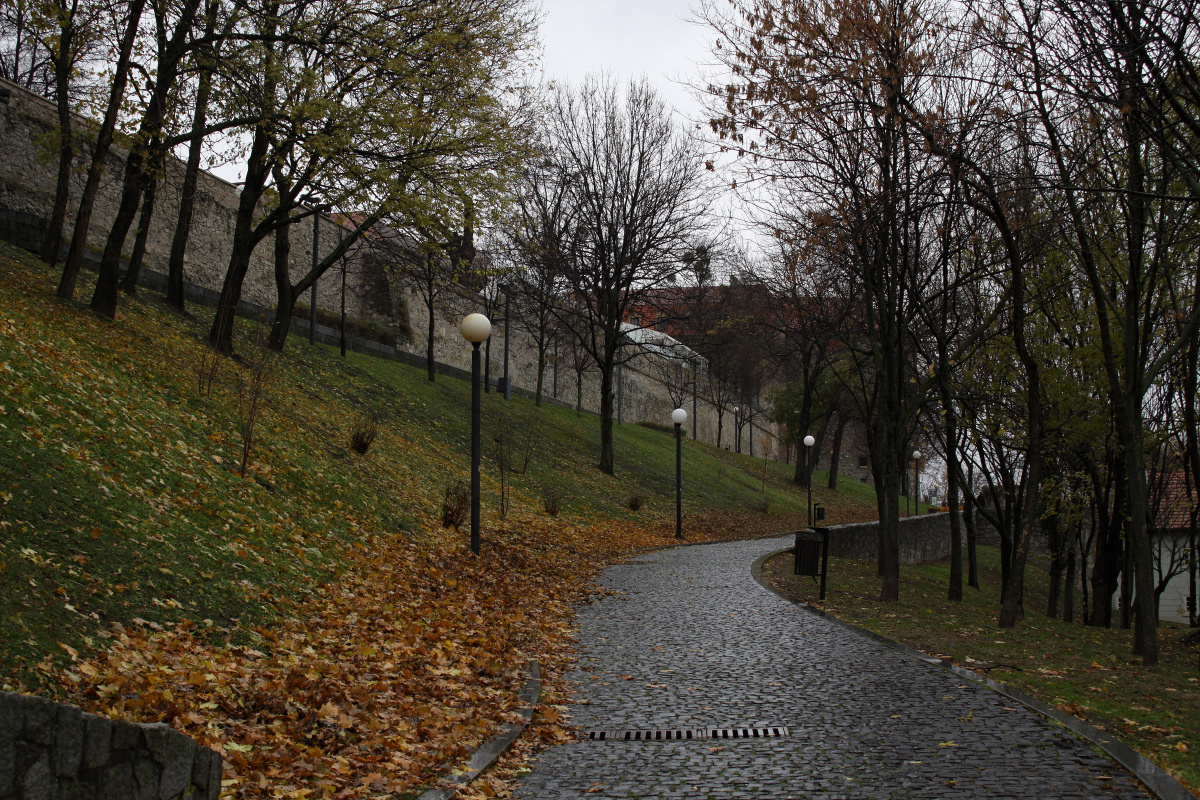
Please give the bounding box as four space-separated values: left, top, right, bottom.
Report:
511 536 1149 799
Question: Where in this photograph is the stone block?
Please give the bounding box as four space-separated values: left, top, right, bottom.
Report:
22 696 57 747
0 693 19 798
81 715 113 770
56 704 84 777
0 737 13 798
142 723 171 764
57 776 93 800
134 758 159 800
111 720 142 752
20 750 52 800
157 729 195 800
206 753 222 800
105 764 134 800
189 747 210 791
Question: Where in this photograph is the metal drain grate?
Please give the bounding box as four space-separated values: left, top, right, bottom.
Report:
583 727 789 742
709 727 790 739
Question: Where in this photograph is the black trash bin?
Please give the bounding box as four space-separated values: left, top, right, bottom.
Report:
794 531 822 576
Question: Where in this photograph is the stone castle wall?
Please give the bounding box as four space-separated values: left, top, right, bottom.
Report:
0 80 350 317
819 512 953 565
0 76 793 454
0 691 222 800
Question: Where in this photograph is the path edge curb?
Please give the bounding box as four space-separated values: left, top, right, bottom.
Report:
751 547 1196 800
416 658 542 800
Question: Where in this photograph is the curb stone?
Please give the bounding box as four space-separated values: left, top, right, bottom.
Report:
751 546 1196 800
416 659 541 800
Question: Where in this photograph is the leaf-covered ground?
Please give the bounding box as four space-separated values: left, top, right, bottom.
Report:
0 242 883 797
762 548 1200 795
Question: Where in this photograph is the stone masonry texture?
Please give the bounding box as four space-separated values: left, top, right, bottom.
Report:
511 537 1150 799
0 691 222 799
0 76 798 455
818 513 954 565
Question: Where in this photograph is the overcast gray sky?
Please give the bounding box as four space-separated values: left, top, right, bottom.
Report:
536 0 711 125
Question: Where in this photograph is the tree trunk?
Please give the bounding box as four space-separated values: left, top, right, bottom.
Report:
999 248 1043 629
598 360 615 474
57 0 147 300
1125 421 1157 662
1064 533 1076 624
947 417 963 602
209 130 271 355
268 221 294 352
535 344 546 406
339 260 346 358
792 390 815 485
876 466 901 601
1046 512 1063 619
42 26 76 268
575 370 583 417
425 286 436 382
91 152 147 317
827 411 847 489
120 172 157 295
965 462 979 589
484 336 492 392
166 32 216 311
1185 332 1200 628
91 0 200 317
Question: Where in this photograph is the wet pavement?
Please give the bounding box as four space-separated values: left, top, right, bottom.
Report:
511 536 1149 799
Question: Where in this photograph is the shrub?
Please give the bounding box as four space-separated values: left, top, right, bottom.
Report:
289 301 406 346
637 420 687 436
627 494 643 512
442 481 469 529
542 488 562 516
349 415 379 454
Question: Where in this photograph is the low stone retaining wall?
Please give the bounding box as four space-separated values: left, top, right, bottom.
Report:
0 691 222 799
820 512 952 565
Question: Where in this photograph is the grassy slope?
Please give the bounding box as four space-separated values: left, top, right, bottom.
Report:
0 242 890 796
763 547 1200 793
0 239 899 682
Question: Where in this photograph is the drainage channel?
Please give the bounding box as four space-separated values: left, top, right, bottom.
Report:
583 727 790 742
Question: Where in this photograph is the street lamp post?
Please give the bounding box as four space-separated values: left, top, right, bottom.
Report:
804 434 816 528
673 408 687 539
501 284 512 400
461 313 492 554
733 406 740 453
912 450 922 517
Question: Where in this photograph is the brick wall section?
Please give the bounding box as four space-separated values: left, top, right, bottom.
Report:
0 691 222 800
819 512 952 565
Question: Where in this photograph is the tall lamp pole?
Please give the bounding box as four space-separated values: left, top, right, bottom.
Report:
673 408 687 538
804 434 816 527
912 450 921 516
501 285 512 400
733 407 740 453
461 314 492 554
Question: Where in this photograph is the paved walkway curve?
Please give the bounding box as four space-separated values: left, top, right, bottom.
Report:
512 537 1150 799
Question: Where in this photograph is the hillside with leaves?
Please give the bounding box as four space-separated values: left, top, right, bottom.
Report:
0 242 884 797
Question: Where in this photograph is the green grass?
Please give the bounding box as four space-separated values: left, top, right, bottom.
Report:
0 240 885 685
762 545 1200 792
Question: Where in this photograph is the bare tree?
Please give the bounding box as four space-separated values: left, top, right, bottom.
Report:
543 75 708 475
384 217 473 382
501 155 574 405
